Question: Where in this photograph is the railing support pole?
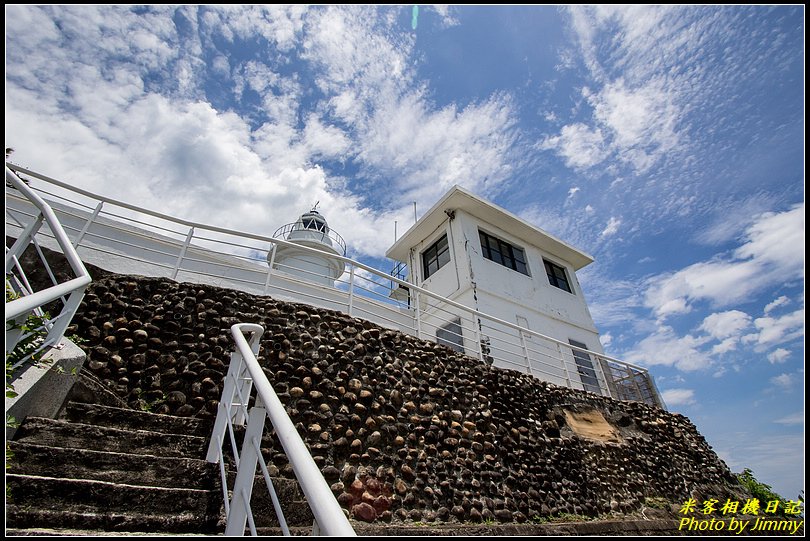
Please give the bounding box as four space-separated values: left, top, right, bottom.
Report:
558 343 572 388
171 226 195 280
519 330 532 377
224 405 266 536
206 351 243 463
347 266 356 317
413 290 423 340
73 201 104 248
263 244 277 295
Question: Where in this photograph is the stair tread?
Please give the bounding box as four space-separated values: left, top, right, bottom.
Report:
62 402 213 437
5 506 222 534
18 416 208 440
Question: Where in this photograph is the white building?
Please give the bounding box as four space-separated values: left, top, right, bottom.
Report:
386 186 610 394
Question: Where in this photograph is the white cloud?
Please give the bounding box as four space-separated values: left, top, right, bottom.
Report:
5 5 522 261
599 332 612 348
567 186 581 199
644 205 805 319
661 388 696 406
774 412 803 426
764 295 790 314
699 310 752 340
623 325 711 371
539 123 608 170
600 216 621 237
751 309 804 347
767 348 791 365
770 373 794 391
587 79 679 172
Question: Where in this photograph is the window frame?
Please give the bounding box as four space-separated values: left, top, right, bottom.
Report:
544 259 573 294
478 229 529 276
421 233 451 280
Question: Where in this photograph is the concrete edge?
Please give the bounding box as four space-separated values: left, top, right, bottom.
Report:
6 339 86 440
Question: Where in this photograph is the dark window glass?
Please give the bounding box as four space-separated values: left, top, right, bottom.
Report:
478 230 529 276
544 260 572 293
569 339 601 394
437 318 464 352
422 234 450 279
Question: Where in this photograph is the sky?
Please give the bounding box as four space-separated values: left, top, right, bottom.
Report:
5 6 804 501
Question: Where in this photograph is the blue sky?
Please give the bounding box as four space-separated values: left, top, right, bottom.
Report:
5 6 804 500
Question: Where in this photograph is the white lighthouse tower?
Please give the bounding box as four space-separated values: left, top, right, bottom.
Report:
269 207 346 287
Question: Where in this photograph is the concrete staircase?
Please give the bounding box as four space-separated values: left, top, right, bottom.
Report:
6 402 314 535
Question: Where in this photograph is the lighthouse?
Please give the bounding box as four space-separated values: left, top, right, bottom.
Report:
269 208 346 287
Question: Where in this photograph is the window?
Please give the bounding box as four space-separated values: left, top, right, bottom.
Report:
544 259 572 293
569 339 601 394
422 234 450 279
479 230 528 275
436 318 464 352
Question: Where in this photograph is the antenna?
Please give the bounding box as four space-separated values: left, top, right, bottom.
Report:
394 220 398 242
312 201 320 212
413 201 417 224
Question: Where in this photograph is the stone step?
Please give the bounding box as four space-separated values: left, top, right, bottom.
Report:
13 418 208 458
5 507 221 535
6 474 222 533
217 474 313 527
7 441 218 490
60 401 213 437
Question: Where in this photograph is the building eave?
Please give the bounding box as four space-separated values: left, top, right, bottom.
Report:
385 185 594 271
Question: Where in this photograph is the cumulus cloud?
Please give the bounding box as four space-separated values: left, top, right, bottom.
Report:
699 310 752 340
661 388 696 407
5 5 521 260
770 373 795 391
764 296 790 314
539 123 608 170
622 325 711 371
767 348 791 365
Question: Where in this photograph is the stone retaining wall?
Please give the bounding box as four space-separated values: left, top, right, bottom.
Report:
68 274 745 523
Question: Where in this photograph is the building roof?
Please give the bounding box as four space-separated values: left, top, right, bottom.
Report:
385 185 594 270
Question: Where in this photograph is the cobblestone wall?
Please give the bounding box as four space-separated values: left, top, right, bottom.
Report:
69 274 745 523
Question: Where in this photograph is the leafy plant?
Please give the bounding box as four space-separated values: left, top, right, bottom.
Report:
737 468 791 517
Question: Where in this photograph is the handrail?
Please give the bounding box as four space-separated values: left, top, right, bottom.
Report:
5 163 661 407
206 324 356 536
5 166 91 358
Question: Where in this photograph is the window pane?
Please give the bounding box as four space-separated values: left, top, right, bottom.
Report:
515 260 527 275
423 234 449 279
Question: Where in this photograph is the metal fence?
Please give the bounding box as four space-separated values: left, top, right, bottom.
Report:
5 166 91 367
206 324 356 536
5 163 664 409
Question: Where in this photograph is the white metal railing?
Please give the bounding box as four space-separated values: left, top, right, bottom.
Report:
5 166 91 365
4 163 664 409
206 324 356 536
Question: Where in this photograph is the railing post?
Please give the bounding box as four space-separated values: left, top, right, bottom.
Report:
5 215 44 273
224 404 267 536
43 289 87 348
73 201 104 248
519 330 532 377
591 354 611 398
413 290 423 340
263 244 277 295
347 266 355 317
206 350 244 463
558 342 572 388
473 318 484 363
171 226 195 280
